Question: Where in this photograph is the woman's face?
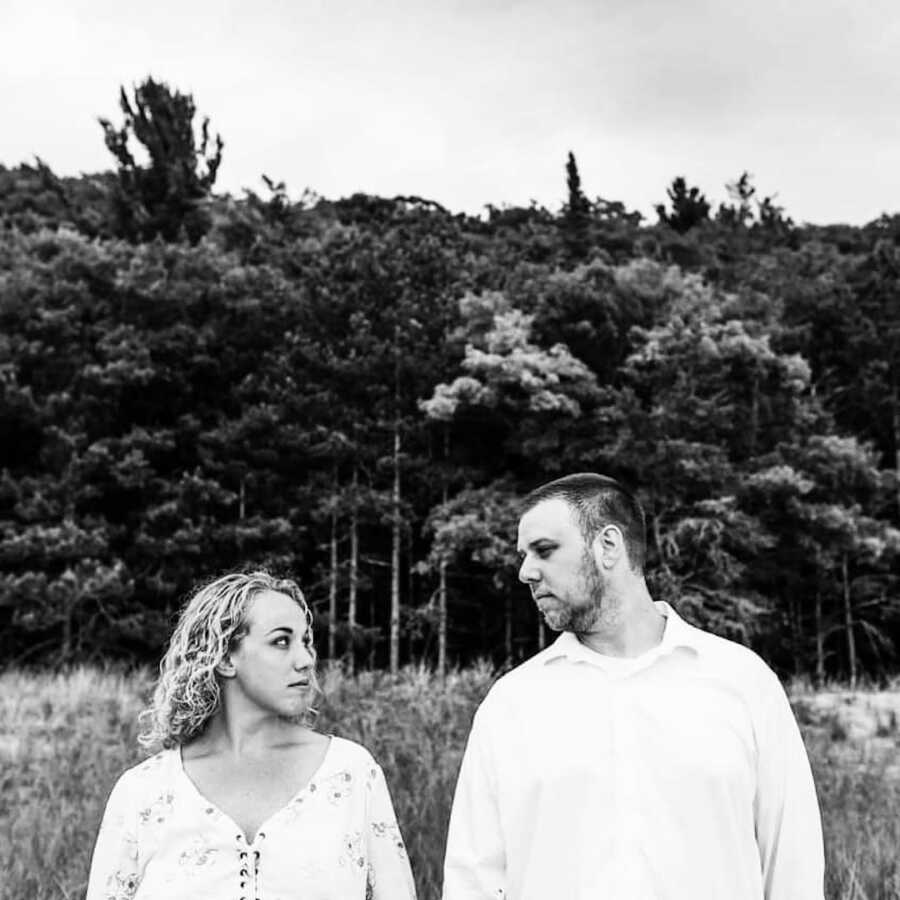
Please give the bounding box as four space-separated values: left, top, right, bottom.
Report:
225 589 316 719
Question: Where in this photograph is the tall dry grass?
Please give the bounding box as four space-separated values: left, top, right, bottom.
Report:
1 665 898 900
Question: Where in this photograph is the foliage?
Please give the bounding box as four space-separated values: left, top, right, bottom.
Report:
561 151 591 261
99 77 223 243
655 176 711 234
1 80 900 679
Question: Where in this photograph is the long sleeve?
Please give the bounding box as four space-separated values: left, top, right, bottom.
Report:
753 668 825 900
365 763 417 900
86 771 142 900
442 707 507 900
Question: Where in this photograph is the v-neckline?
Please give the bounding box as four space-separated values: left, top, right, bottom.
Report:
175 735 335 844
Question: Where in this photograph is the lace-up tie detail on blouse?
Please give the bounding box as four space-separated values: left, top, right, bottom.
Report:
232 830 266 900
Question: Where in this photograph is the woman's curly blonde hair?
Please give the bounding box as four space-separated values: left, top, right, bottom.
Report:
138 571 319 750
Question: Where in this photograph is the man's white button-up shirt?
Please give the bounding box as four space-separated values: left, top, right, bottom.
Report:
442 602 824 900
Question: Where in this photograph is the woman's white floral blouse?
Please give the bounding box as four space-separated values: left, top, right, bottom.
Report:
86 736 417 900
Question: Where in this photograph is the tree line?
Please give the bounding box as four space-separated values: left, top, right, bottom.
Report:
1 77 899 684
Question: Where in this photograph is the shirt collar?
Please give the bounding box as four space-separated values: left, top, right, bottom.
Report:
542 601 700 667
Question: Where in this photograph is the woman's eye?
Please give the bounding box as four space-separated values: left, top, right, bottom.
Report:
273 636 290 647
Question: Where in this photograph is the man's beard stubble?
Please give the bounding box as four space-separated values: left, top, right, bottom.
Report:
540 550 606 634
569 550 606 633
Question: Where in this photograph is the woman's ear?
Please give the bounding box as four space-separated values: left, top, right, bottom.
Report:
216 654 237 678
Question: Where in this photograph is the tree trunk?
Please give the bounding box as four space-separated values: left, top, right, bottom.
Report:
537 615 545 651
390 424 401 675
238 475 246 520
328 504 338 662
749 371 759 457
347 467 359 675
437 429 450 677
842 552 857 689
893 383 900 517
788 596 801 677
60 593 78 666
390 320 403 676
651 513 670 573
504 594 513 667
438 558 448 677
368 591 376 670
815 588 825 689
406 520 415 664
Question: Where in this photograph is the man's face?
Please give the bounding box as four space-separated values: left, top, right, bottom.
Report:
516 498 605 633
227 589 316 718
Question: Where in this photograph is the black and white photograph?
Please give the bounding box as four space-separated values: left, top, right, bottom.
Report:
2 1 900 898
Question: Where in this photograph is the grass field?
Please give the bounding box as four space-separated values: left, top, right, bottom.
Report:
1 665 899 900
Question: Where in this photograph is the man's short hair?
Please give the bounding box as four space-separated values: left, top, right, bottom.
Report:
521 473 647 572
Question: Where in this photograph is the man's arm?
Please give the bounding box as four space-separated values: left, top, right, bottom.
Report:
442 706 508 900
753 666 825 900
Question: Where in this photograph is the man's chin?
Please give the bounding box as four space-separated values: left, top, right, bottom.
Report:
540 611 569 632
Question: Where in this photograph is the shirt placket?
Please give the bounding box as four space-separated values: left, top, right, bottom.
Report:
605 673 642 896
235 830 266 900
619 678 647 896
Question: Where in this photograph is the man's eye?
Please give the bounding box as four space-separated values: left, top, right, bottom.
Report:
536 546 553 558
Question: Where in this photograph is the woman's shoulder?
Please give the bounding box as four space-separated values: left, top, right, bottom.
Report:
325 734 383 773
109 747 179 798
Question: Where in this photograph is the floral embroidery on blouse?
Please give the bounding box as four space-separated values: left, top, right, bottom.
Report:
105 868 140 900
322 770 354 804
178 836 218 867
339 830 367 870
137 791 174 826
136 752 167 773
371 821 407 858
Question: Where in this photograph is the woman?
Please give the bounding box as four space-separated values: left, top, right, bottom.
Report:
86 571 416 900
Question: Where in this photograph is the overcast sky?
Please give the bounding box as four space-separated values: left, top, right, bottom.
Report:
3 0 900 224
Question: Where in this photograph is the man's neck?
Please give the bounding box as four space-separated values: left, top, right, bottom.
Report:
575 586 665 658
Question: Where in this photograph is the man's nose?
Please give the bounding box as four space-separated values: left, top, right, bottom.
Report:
518 556 540 584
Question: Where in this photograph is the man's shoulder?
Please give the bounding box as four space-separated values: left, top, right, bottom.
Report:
679 616 782 689
477 641 565 711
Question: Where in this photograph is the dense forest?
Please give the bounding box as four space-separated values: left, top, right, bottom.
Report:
2 78 899 683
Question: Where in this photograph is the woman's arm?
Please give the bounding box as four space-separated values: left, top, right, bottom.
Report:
364 763 417 900
86 771 143 900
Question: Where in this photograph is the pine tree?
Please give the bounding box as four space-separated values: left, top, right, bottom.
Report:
99 77 223 243
656 176 711 234
562 151 591 260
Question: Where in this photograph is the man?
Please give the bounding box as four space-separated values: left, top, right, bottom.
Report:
443 473 824 900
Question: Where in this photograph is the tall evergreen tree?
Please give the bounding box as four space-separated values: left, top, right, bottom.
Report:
99 77 223 243
562 151 591 260
656 176 711 234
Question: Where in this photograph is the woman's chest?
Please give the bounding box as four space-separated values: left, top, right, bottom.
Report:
183 756 322 841
134 788 369 900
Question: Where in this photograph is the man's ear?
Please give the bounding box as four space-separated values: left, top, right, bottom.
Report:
592 525 624 570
